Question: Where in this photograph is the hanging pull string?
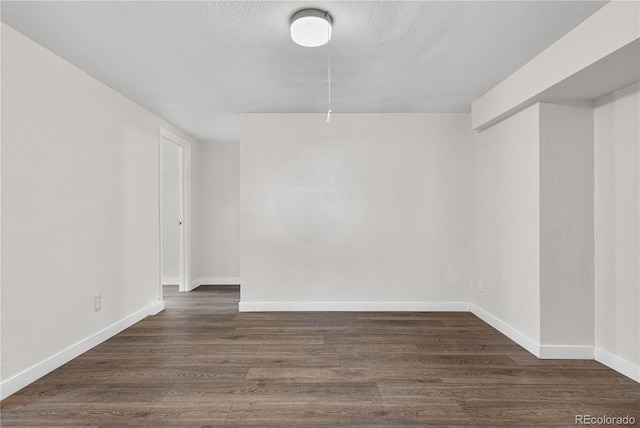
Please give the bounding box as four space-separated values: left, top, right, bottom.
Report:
326 11 332 123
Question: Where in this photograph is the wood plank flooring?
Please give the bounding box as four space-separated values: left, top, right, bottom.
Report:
2 285 638 427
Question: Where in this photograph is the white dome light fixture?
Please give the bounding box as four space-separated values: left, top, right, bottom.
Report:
290 9 332 47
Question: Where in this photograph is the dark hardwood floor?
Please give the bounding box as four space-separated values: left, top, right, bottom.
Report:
2 285 638 427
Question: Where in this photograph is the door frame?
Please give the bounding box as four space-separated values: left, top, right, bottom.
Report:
160 127 192 294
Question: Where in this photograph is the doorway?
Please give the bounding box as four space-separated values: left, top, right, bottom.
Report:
160 128 191 295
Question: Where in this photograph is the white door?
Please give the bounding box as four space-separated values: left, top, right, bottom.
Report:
161 138 184 289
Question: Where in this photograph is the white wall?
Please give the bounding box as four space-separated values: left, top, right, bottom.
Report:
539 102 594 349
239 113 470 311
594 83 640 380
161 139 181 282
191 141 240 285
472 102 597 358
469 0 638 372
472 104 541 346
1 24 197 397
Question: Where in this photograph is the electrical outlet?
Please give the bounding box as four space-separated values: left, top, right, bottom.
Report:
94 294 102 312
478 279 484 293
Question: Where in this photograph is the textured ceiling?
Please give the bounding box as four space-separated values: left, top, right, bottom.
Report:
1 1 607 141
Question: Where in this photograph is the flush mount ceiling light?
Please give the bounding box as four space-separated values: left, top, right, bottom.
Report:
290 9 332 47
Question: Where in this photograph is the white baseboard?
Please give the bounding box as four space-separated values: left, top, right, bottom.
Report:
471 304 595 360
0 307 149 400
190 277 241 291
539 345 594 359
470 304 541 357
595 347 640 383
147 300 165 316
239 301 470 312
161 277 180 285
187 279 201 291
